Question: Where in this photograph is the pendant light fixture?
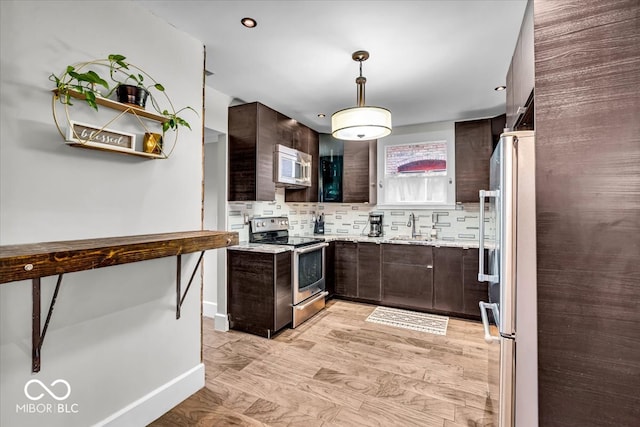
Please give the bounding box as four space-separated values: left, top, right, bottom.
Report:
331 50 392 141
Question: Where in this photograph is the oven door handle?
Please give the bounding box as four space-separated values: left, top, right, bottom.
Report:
294 291 329 310
294 242 328 254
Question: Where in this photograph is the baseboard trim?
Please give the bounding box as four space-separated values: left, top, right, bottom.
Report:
95 363 204 427
203 300 217 318
214 312 229 331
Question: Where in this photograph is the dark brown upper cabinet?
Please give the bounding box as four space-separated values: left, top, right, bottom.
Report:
228 102 278 201
343 140 377 204
506 0 534 130
318 135 377 204
284 124 319 203
455 118 493 204
228 102 319 202
276 112 298 149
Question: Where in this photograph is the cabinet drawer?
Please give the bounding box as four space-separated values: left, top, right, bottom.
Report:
382 244 432 266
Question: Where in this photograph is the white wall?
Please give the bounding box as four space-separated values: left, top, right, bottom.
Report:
0 1 205 426
202 86 232 324
204 86 232 135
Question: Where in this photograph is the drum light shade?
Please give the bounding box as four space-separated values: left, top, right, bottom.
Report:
331 106 392 140
331 50 392 141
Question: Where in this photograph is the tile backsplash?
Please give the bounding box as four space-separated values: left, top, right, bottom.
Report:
228 189 494 242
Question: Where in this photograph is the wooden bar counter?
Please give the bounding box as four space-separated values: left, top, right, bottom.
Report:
0 230 238 284
0 230 238 373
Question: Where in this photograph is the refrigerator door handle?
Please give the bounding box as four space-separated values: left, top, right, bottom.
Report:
479 301 500 343
478 190 499 282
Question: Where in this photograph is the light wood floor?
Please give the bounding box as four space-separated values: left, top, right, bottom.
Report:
150 299 498 426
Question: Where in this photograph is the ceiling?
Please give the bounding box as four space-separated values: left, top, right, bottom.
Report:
134 0 527 134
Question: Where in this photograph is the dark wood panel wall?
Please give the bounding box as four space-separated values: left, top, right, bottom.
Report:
534 1 640 425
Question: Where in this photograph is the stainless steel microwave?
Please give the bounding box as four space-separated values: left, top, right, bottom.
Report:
273 144 312 188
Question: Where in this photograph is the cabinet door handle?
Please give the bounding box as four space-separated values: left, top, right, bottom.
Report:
426 265 433 269
478 190 498 282
294 291 328 310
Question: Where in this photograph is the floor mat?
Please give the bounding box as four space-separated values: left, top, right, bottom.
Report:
365 306 449 335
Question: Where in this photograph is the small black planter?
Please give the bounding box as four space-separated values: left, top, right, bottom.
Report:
116 84 149 108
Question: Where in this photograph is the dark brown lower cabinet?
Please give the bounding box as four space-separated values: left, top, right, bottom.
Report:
330 242 486 320
381 244 433 310
433 247 464 313
462 248 488 317
227 250 292 338
357 242 381 301
333 241 381 301
334 241 357 297
433 247 487 319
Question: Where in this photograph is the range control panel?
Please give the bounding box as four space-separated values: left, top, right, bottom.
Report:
250 216 289 233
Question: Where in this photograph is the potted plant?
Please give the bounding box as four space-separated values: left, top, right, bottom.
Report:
104 54 159 108
50 54 197 135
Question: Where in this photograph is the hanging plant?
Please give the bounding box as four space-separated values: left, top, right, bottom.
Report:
49 54 197 134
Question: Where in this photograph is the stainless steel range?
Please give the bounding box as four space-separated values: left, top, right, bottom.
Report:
249 216 329 328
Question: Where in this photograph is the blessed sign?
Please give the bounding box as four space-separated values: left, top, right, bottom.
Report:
66 121 136 152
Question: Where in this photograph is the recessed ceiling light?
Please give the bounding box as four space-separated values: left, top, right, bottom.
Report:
495 85 507 91
317 113 326 118
241 17 257 28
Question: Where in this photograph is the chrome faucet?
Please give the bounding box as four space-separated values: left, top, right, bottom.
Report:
407 212 418 238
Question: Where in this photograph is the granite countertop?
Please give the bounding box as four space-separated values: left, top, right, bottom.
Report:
227 242 293 254
317 234 480 249
228 234 482 253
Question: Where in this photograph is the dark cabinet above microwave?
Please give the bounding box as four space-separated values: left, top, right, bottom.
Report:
228 102 319 202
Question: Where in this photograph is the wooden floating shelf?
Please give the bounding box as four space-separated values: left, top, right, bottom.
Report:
0 230 239 284
66 142 166 159
53 89 170 123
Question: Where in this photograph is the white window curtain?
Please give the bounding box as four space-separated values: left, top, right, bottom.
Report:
383 140 448 205
384 175 447 204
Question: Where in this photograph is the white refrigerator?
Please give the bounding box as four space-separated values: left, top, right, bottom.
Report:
478 131 538 427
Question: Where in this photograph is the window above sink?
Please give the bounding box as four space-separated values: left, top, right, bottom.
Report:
376 121 457 208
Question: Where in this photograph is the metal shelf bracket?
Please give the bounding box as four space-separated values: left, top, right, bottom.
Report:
32 274 64 373
176 251 205 319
